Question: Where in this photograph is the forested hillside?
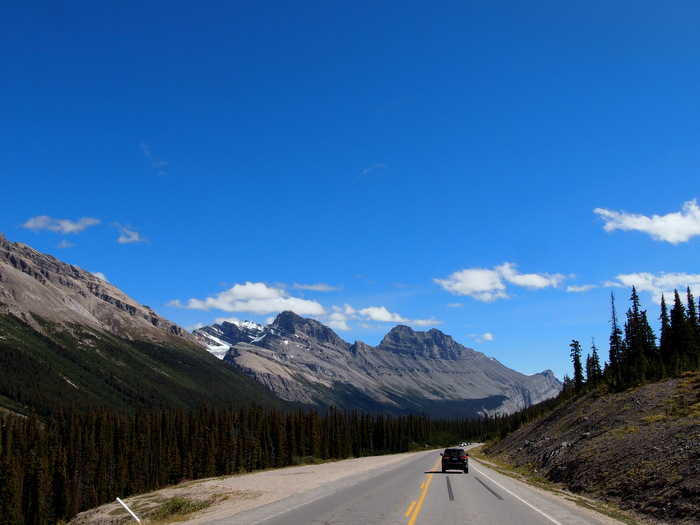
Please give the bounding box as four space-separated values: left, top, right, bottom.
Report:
0 405 503 523
0 310 284 415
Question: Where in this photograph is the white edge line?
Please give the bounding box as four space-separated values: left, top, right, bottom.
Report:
471 463 564 525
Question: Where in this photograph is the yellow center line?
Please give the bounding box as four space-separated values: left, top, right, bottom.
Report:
407 457 441 525
404 501 416 517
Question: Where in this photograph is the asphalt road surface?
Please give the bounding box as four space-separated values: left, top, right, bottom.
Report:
204 447 619 524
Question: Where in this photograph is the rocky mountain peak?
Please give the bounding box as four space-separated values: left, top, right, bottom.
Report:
271 310 347 347
378 324 465 360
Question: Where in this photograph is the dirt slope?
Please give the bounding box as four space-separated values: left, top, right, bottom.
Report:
485 372 700 523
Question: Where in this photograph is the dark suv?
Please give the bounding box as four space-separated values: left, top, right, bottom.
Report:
440 447 468 473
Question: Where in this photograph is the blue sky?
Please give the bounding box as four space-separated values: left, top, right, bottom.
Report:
3 1 700 380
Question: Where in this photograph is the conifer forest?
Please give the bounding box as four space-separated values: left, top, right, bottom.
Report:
0 404 507 524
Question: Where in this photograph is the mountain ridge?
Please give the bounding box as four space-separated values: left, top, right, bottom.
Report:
195 310 562 417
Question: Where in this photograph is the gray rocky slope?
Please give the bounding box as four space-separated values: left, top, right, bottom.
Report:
0 232 191 343
194 311 562 417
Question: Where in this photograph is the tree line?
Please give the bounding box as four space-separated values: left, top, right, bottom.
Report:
0 403 507 524
566 286 700 394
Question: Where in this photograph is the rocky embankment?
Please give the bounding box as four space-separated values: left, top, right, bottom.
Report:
484 372 700 523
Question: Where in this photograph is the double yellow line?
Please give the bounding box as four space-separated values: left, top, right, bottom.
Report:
405 457 441 525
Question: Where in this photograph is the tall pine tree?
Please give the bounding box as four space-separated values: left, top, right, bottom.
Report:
607 292 625 388
570 340 584 391
623 286 658 385
670 290 693 371
585 339 603 387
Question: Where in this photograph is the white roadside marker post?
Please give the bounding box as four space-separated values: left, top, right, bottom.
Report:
116 497 142 524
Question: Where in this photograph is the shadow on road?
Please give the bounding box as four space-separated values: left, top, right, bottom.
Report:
424 470 468 474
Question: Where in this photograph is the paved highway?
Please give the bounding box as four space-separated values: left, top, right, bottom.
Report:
205 448 620 524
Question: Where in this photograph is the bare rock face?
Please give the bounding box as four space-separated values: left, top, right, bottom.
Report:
195 310 562 417
0 232 192 343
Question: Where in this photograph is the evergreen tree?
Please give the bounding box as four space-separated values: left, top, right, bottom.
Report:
285 411 298 465
585 339 603 387
560 374 574 397
659 294 674 373
686 287 700 360
670 290 695 370
607 292 625 388
0 454 22 525
570 340 584 391
623 286 658 384
634 309 659 380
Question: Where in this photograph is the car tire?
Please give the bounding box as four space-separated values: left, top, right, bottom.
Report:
463 468 468 474
442 467 446 473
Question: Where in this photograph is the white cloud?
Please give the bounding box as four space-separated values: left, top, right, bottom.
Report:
22 215 100 235
293 282 340 292
468 332 494 343
140 142 168 175
358 306 408 323
362 163 388 175
605 272 700 303
91 272 109 282
434 262 565 302
172 285 438 333
332 303 357 316
214 316 243 325
567 284 597 293
496 262 565 289
168 282 326 316
594 199 700 244
116 224 148 244
57 240 75 249
412 317 441 327
327 311 352 331
324 303 437 331
434 267 507 302
354 306 439 327
325 304 357 331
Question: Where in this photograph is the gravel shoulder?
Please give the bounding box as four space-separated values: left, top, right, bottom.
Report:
69 452 419 524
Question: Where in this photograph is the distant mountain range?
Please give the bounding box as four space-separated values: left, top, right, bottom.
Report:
194 311 562 417
0 231 560 418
